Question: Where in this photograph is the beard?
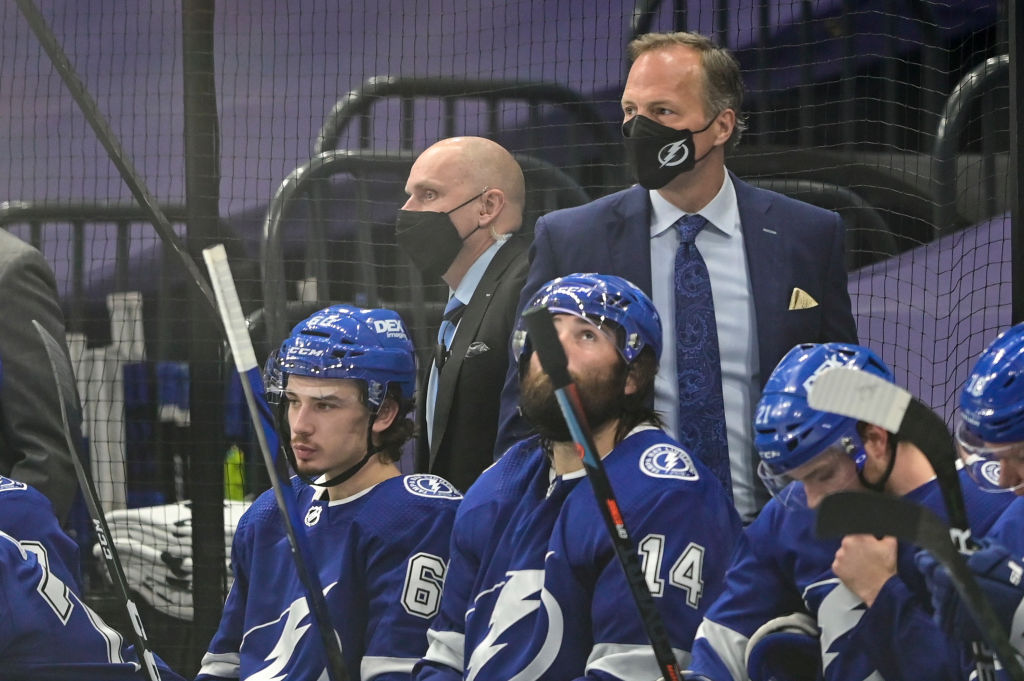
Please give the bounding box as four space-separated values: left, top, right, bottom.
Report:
519 360 628 442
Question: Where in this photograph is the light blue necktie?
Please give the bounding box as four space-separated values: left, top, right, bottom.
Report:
426 295 465 447
435 295 465 369
674 214 731 499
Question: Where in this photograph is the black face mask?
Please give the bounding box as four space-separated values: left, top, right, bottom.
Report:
621 115 715 190
395 191 485 279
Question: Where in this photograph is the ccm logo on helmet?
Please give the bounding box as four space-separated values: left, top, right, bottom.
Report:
293 347 325 357
373 319 408 339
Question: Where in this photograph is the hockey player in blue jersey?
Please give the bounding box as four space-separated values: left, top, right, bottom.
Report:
0 528 187 681
916 322 1024 659
414 272 742 681
684 342 1011 681
196 305 461 681
0 474 185 679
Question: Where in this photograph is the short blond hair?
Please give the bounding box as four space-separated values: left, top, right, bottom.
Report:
628 32 747 150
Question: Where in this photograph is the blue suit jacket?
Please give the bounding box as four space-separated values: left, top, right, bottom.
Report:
495 173 858 456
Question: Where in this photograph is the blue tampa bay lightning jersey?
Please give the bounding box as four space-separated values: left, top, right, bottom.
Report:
197 473 461 681
0 475 81 590
687 470 1011 681
0 530 186 681
414 425 742 681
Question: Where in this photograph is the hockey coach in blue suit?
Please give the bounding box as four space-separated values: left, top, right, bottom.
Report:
495 31 857 524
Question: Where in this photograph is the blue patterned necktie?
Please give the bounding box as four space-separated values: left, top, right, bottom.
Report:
674 214 732 499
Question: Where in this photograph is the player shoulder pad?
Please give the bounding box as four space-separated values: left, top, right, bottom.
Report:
403 474 463 500
638 442 700 481
0 476 28 493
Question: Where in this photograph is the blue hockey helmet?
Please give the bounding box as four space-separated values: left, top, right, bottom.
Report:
268 304 416 410
754 343 893 505
511 273 662 365
956 323 1024 493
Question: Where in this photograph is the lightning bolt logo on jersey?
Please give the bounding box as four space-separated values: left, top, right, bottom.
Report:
240 583 338 681
465 569 563 681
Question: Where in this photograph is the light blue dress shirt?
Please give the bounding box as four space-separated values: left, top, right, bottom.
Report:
426 238 508 448
649 173 761 522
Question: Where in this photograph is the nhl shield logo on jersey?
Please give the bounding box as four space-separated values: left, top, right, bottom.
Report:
0 476 27 494
639 444 699 481
303 504 322 527
404 474 462 499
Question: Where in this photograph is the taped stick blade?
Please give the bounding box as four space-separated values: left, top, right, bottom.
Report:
807 366 910 434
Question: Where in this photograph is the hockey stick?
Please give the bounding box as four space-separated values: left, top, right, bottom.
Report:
14 0 217 313
816 492 1024 681
807 367 971 548
807 366 1013 680
202 245 348 681
522 306 682 681
33 320 161 681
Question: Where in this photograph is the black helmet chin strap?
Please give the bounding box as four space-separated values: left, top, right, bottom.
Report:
277 399 385 489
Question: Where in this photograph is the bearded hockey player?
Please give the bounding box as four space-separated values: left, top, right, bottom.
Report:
684 342 1010 681
196 305 461 681
414 272 741 681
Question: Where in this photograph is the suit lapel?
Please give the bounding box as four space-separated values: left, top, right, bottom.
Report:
608 185 654 295
430 237 527 460
733 173 784 386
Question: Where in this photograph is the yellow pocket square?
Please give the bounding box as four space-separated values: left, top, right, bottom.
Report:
789 288 818 310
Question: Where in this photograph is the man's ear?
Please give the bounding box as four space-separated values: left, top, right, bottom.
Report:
711 108 735 148
860 423 890 461
478 188 506 227
624 362 640 396
371 397 399 433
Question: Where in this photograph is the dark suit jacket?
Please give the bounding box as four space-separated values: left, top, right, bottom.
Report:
495 173 859 456
416 235 529 491
0 231 77 521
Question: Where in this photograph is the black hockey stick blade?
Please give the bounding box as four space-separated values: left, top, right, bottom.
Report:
523 306 682 681
807 367 970 536
817 492 1024 681
34 320 162 681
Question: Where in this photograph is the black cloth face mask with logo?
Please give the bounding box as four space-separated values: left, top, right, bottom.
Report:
395 191 485 279
621 114 715 190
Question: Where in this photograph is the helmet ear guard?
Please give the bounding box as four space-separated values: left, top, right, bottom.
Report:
512 272 662 366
